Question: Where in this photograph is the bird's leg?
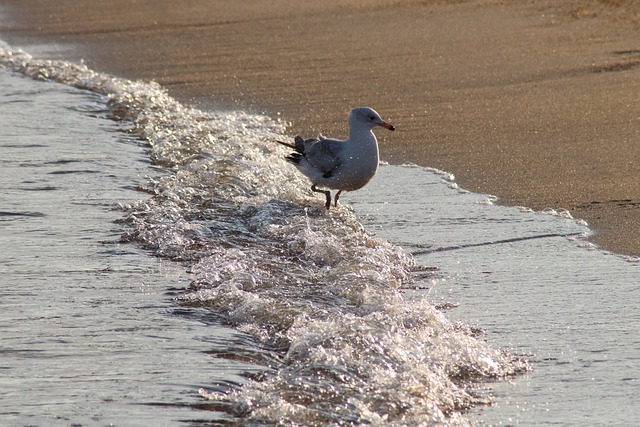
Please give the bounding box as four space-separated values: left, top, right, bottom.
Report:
311 185 332 210
334 190 342 207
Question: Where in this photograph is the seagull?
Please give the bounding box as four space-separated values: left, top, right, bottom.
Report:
278 107 395 209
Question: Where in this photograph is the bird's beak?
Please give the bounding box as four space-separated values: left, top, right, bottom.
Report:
381 121 395 131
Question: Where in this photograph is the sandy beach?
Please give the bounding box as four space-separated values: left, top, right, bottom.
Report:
2 0 639 256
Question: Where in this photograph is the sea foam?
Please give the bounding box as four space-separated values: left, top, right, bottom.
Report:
1 46 527 425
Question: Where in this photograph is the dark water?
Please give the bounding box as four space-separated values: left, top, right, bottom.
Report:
1 43 639 426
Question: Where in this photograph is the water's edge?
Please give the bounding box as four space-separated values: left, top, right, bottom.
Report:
2 43 638 426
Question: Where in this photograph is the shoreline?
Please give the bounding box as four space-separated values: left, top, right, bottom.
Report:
2 0 639 256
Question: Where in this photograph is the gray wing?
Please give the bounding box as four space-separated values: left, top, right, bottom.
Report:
302 137 345 176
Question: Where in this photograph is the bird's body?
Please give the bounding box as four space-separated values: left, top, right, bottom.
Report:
279 107 395 209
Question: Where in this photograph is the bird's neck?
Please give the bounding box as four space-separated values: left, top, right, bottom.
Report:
348 124 376 146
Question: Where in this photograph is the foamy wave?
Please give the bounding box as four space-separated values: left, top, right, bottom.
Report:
2 46 527 425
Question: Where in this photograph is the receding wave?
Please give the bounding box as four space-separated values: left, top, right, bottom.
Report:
1 46 528 425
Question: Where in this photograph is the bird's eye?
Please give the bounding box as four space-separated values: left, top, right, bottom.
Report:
369 116 375 121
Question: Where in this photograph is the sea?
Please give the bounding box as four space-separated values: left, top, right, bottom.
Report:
1 41 638 426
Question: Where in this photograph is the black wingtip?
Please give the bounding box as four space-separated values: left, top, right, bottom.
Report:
285 153 302 164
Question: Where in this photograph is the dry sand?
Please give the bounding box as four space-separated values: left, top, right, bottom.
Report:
2 0 639 256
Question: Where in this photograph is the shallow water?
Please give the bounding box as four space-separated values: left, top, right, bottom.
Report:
0 69 258 426
0 47 526 426
350 165 640 425
1 43 638 427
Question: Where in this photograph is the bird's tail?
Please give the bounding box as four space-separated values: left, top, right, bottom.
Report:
276 139 296 150
277 136 307 152
275 139 304 164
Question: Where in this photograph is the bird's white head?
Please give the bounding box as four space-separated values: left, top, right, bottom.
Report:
349 107 395 131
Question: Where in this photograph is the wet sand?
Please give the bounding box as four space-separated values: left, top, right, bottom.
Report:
2 0 639 256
